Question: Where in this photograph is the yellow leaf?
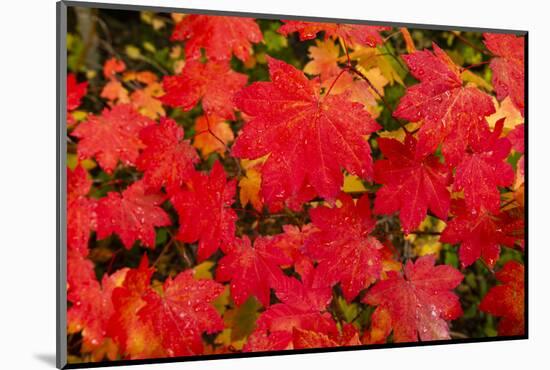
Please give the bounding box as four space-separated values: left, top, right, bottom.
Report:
304 39 341 78
171 13 186 23
239 167 263 212
193 115 234 157
377 122 420 143
212 286 230 316
169 45 182 59
100 80 129 103
143 41 156 53
67 154 96 170
193 261 215 280
348 46 404 86
130 82 165 120
486 96 523 132
125 45 142 60
71 110 87 123
461 70 493 92
343 175 366 193
405 217 446 258
355 65 389 98
215 297 261 350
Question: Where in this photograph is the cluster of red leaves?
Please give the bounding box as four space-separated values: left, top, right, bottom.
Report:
66 15 525 363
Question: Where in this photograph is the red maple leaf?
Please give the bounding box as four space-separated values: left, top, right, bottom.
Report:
440 200 522 268
304 194 383 301
138 270 224 357
216 236 292 307
136 117 199 195
484 33 525 116
96 181 171 249
479 261 525 336
278 20 390 47
363 255 463 342
67 73 88 125
233 56 380 207
67 250 97 295
67 165 96 255
171 15 262 62
68 265 128 355
508 123 524 154
453 120 514 213
244 262 339 351
161 60 247 120
171 161 237 261
394 43 495 165
274 258 333 312
71 104 155 174
373 136 451 233
259 157 318 212
269 224 318 268
108 256 164 359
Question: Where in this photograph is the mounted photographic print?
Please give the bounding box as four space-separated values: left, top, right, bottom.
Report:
57 1 527 368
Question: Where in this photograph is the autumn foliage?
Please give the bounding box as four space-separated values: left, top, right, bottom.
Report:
66 8 525 364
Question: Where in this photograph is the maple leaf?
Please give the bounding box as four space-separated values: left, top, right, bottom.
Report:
394 43 495 165
304 194 383 301
171 161 237 261
373 136 451 233
103 58 126 79
67 165 96 255
171 15 263 62
136 117 199 195
130 82 165 120
453 120 514 213
109 256 164 359
484 33 525 115
440 201 522 268
363 255 463 342
96 181 171 249
123 70 158 85
270 224 318 267
138 270 224 357
161 60 247 120
216 236 292 307
244 303 337 351
241 259 341 352
278 20 390 48
292 324 361 349
71 104 155 174
101 79 130 104
479 261 525 336
303 39 342 81
68 266 128 357
193 114 234 157
233 56 380 207
320 70 384 118
68 163 92 202
349 46 405 86
486 96 523 131
276 258 333 311
67 74 88 125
